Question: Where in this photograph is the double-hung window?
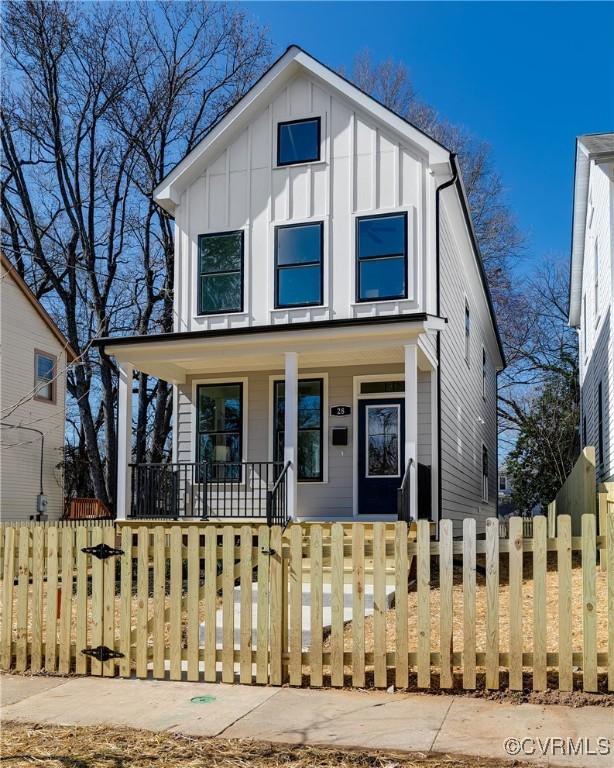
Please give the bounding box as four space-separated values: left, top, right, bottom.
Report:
34 351 56 403
482 348 487 399
356 213 407 302
198 231 243 314
196 383 243 480
464 301 471 365
597 382 604 467
273 378 323 481
277 118 320 166
275 222 323 308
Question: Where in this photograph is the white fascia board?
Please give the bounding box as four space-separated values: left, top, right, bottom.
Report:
569 140 590 327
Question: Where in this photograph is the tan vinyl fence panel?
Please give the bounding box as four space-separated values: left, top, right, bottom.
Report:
0 515 613 693
548 448 597 536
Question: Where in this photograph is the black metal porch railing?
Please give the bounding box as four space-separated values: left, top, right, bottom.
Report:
267 461 291 526
129 461 286 523
397 457 414 522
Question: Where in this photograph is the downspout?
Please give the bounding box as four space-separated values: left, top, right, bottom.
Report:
435 154 458 523
1 422 45 519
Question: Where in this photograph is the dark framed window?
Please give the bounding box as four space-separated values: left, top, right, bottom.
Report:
360 380 404 394
482 348 487 399
597 382 604 466
275 222 323 308
196 383 243 480
274 378 323 481
198 231 244 315
356 213 407 302
499 475 506 492
277 117 321 166
34 350 56 403
482 445 489 502
464 301 471 365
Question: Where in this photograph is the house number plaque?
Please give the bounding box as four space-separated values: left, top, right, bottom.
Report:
330 405 351 417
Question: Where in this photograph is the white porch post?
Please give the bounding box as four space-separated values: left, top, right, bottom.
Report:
404 344 418 520
284 352 299 520
116 363 133 521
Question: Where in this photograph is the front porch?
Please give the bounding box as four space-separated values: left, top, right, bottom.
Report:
108 318 443 524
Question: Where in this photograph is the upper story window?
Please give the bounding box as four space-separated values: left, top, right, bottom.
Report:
593 237 599 322
34 351 56 403
277 118 320 166
464 301 471 366
356 213 407 302
198 231 244 315
275 222 323 308
482 347 487 399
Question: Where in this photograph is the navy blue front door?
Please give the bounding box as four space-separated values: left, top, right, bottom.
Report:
357 398 405 515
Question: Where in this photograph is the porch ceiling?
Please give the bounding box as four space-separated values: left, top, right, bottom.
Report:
103 319 440 382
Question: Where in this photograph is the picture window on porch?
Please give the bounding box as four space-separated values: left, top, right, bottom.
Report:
275 222 323 308
196 383 243 480
274 378 323 481
356 213 407 302
198 231 244 314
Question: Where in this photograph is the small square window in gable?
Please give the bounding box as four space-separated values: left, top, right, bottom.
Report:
277 118 321 166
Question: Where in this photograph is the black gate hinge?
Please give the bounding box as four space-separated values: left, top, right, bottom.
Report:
81 543 124 560
261 547 276 556
81 645 125 663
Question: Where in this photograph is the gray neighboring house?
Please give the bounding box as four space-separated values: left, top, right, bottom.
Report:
569 133 614 485
96 46 505 533
0 252 76 520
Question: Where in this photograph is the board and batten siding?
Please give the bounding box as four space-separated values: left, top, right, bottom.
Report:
439 195 499 533
173 73 433 333
176 364 432 518
0 270 68 521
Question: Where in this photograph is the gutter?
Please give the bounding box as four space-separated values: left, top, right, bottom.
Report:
435 157 459 524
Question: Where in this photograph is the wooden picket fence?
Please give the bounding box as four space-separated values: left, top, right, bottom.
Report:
0 514 613 692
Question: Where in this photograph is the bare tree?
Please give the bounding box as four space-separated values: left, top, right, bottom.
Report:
1 0 270 507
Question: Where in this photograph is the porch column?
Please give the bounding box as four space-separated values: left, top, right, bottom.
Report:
404 344 418 519
116 363 133 521
284 351 299 519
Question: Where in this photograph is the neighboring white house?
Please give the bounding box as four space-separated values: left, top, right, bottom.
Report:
568 133 614 485
0 252 76 520
96 46 505 532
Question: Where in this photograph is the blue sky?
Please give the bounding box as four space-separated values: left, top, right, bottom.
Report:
243 1 614 272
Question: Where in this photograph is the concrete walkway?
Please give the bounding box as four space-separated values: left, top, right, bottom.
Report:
1 675 612 767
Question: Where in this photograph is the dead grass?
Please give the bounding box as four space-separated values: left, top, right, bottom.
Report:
0 721 536 768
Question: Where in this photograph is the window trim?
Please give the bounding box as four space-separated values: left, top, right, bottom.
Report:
33 349 57 405
355 212 408 303
274 221 324 309
482 347 487 400
191 377 248 482
464 299 471 367
481 443 489 503
197 230 245 316
276 117 321 167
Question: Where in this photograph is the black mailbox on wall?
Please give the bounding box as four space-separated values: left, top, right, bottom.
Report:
331 426 349 446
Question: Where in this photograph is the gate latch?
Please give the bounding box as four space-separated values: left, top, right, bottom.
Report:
81 645 125 663
81 543 124 560
261 547 276 556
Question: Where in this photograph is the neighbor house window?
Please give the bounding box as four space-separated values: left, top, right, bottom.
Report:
464 301 471 365
196 383 243 480
198 231 243 314
275 222 323 308
274 379 323 481
356 213 407 302
277 118 320 166
499 475 506 492
34 351 56 403
597 382 604 466
482 445 489 502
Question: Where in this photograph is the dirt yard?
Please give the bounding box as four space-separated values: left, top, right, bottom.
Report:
0 721 538 768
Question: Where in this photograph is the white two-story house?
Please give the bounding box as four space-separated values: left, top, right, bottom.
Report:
97 46 505 531
569 133 614 485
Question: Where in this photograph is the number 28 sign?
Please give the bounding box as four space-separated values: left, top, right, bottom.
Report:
330 405 351 417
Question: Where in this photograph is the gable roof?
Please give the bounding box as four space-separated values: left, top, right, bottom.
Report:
1 252 77 361
154 45 451 214
568 132 614 327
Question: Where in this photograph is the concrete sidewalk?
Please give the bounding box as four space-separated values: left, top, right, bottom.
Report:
1 674 612 767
